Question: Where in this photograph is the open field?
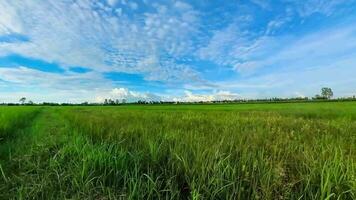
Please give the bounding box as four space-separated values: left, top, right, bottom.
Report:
0 102 355 199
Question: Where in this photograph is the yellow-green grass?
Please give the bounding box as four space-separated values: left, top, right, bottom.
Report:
0 102 355 199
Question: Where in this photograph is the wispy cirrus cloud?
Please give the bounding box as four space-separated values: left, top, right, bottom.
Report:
252 0 356 17
0 66 109 90
197 0 356 75
288 0 355 17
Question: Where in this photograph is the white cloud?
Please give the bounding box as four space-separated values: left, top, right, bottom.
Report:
0 0 355 102
0 66 115 102
107 0 118 7
251 0 271 10
174 1 192 10
197 22 246 66
0 66 111 90
250 25 356 75
95 86 243 104
0 0 202 83
172 90 239 102
252 0 352 16
0 1 23 34
215 54 356 98
129 2 138 10
196 19 356 98
197 22 281 73
288 0 352 17
0 91 83 104
233 61 262 74
94 89 240 103
198 13 356 74
0 66 164 103
95 87 161 103
265 14 293 35
197 0 355 75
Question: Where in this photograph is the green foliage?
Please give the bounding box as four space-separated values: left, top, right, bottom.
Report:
0 102 355 199
19 97 27 104
321 87 334 99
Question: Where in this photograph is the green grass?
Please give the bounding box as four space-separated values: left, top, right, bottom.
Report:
0 107 40 140
0 102 355 199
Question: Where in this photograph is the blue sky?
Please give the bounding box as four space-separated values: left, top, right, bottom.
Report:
0 0 356 102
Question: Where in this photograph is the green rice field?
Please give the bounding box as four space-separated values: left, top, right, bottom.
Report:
0 102 355 199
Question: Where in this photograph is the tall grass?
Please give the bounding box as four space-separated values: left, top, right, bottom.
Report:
61 106 355 199
0 102 355 199
0 106 41 195
0 106 40 141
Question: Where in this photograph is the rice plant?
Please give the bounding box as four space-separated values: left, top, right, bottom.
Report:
0 102 355 199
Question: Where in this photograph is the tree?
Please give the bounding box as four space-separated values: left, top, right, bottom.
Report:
19 97 26 104
321 87 333 99
108 99 115 105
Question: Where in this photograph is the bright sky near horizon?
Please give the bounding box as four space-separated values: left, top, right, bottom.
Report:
0 0 356 103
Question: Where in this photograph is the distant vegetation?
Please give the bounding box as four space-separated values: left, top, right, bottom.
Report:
0 102 355 199
1 87 355 106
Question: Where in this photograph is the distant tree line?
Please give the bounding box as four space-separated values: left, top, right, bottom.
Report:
1 87 355 106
